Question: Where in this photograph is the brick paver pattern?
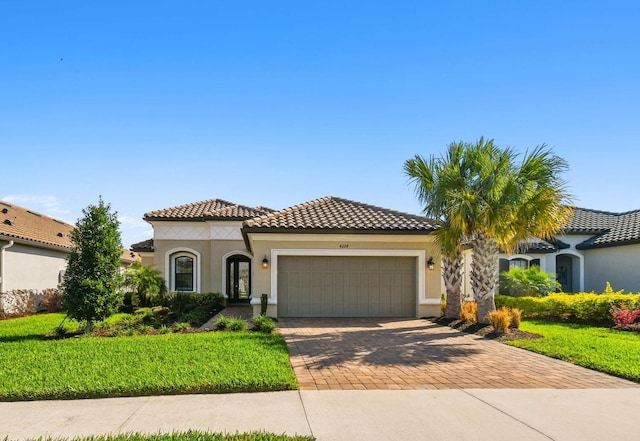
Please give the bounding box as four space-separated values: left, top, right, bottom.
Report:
278 318 639 390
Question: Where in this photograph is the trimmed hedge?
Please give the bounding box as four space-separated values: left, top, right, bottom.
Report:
495 293 640 325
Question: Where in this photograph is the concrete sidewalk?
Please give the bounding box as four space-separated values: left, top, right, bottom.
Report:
2 389 640 441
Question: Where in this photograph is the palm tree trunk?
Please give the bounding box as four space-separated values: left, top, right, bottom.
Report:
471 232 499 324
442 252 463 319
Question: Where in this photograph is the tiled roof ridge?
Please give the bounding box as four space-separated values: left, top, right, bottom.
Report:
571 206 622 216
327 196 434 223
144 198 235 217
243 195 439 232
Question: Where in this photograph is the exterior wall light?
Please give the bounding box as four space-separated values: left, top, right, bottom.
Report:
262 256 269 268
427 256 435 271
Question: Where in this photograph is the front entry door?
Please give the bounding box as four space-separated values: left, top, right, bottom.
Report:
227 256 251 303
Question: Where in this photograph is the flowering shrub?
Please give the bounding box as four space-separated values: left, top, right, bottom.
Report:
611 305 640 328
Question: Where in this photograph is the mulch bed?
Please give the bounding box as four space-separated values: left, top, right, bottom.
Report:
432 317 543 342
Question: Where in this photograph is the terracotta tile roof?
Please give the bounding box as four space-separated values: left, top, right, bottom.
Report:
576 209 640 249
0 200 74 249
131 238 154 252
121 249 141 263
0 200 144 262
144 199 273 221
242 196 439 233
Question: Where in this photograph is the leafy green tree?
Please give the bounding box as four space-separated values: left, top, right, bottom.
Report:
63 197 123 327
122 262 167 307
406 138 573 323
500 265 560 297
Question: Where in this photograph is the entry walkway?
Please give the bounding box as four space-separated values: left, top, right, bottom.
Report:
278 318 638 390
3 389 640 440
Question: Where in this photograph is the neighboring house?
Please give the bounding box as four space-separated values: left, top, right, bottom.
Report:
133 197 442 318
498 207 640 293
0 200 140 293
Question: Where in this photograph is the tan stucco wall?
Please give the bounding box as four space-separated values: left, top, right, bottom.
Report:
138 252 155 268
153 238 249 295
2 243 68 291
583 244 640 293
247 233 441 318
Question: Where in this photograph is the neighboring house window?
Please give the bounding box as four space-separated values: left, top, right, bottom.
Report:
172 253 195 292
509 258 529 269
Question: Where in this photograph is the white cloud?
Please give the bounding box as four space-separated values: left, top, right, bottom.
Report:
2 194 71 219
118 215 149 229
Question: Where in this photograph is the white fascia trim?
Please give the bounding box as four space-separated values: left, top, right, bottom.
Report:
221 250 253 299
269 248 427 305
164 247 202 293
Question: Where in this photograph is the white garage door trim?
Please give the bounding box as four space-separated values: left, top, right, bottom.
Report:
269 249 428 306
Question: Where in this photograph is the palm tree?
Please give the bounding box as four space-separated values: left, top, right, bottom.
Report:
406 138 572 323
405 142 469 319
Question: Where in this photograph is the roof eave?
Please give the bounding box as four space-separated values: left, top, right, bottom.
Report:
0 234 71 252
576 238 640 250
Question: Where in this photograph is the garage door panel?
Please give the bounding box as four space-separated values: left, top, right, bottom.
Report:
278 256 416 317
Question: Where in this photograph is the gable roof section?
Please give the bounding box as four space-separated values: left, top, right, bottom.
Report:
242 196 439 234
576 209 640 249
0 200 74 250
144 199 273 221
131 238 154 252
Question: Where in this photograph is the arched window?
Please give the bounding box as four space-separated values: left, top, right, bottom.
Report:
509 258 529 269
170 252 196 292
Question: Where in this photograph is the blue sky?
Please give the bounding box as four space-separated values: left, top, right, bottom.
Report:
2 1 639 247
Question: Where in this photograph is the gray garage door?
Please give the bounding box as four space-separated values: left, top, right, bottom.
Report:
277 256 416 317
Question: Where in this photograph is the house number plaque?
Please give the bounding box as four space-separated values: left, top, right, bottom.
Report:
339 244 349 248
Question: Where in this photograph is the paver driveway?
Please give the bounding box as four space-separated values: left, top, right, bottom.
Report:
278 318 638 390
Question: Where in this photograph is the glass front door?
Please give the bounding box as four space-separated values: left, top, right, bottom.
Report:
227 256 251 303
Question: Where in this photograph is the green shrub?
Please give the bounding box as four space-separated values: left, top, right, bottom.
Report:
495 292 640 325
228 318 248 331
172 322 192 332
155 292 224 325
252 315 275 334
500 265 560 297
215 315 230 330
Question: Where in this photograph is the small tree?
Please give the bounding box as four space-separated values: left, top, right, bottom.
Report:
63 197 123 327
122 262 167 307
500 265 560 297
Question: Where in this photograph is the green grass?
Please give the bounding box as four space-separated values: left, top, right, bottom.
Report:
0 314 298 401
507 320 640 382
30 431 313 441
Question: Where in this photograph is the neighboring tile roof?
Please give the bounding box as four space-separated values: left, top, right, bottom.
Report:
0 200 143 261
121 249 141 263
576 209 640 249
0 200 74 249
242 196 439 233
144 199 273 221
131 238 154 252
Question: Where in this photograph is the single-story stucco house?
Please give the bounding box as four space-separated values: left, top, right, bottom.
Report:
133 197 443 318
0 200 140 294
497 207 640 293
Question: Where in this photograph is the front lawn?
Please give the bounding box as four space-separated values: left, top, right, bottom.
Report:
0 313 298 401
507 320 640 382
